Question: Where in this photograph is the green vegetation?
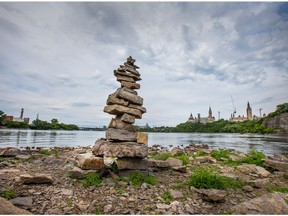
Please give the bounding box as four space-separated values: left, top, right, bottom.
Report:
81 173 101 187
177 154 190 165
95 206 103 215
39 149 51 155
4 121 29 129
266 103 288 118
211 149 230 161
193 150 208 158
0 187 17 199
267 186 288 193
30 119 79 130
160 191 173 203
240 148 265 166
283 172 288 180
188 167 242 189
128 171 158 187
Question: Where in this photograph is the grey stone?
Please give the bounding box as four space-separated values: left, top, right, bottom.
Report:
0 197 32 214
232 193 288 214
121 81 140 89
170 147 185 156
156 203 170 209
106 128 137 142
170 189 184 199
0 147 21 157
172 166 187 173
15 154 31 160
103 204 113 213
114 69 141 81
165 157 183 167
248 178 270 188
117 158 148 170
61 188 73 196
92 139 148 158
67 166 85 179
75 152 104 170
264 159 288 172
148 159 170 168
116 88 143 105
116 113 135 124
236 164 270 178
196 189 226 202
104 104 142 119
10 196 33 207
194 156 217 164
108 118 136 132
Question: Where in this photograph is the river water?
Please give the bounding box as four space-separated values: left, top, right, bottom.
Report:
0 129 287 156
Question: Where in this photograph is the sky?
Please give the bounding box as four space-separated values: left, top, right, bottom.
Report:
0 2 288 127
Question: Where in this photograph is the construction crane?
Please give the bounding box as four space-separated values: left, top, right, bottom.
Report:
256 108 263 117
230 96 237 118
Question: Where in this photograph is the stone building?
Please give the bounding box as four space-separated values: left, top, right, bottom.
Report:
230 102 255 122
187 107 215 124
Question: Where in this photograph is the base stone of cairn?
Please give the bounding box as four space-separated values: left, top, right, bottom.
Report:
92 56 148 170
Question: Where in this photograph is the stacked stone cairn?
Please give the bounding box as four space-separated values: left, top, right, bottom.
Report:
92 56 148 170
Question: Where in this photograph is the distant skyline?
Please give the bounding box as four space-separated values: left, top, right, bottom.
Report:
1 2 287 127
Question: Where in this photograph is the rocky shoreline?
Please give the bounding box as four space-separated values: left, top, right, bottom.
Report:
0 144 288 215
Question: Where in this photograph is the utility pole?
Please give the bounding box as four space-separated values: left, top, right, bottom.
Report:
218 111 220 120
258 108 263 117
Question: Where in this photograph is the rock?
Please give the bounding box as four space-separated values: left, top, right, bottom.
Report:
194 156 217 164
116 88 143 105
0 197 32 214
170 189 184 199
148 159 170 168
67 166 85 179
248 178 270 188
236 164 270 178
20 174 54 184
76 200 89 211
117 158 148 170
117 113 135 124
170 200 179 212
121 81 140 89
0 168 21 175
0 147 21 157
108 118 136 132
156 203 170 209
196 189 226 202
230 154 245 161
172 166 187 173
170 147 185 156
106 128 137 142
10 196 33 208
117 181 128 187
137 132 148 144
128 104 147 113
104 104 142 118
116 74 135 82
15 154 31 160
242 185 254 192
92 139 148 158
114 69 141 81
75 152 104 170
165 157 183 167
264 159 288 172
103 204 113 213
232 193 288 214
61 188 73 196
184 204 194 214
106 91 129 106
262 112 288 132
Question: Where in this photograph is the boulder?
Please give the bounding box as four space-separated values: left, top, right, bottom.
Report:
196 189 226 202
92 139 148 158
75 152 104 170
104 104 142 118
264 159 288 172
232 193 288 214
108 118 136 132
170 147 185 156
116 158 148 170
0 147 21 157
20 174 54 184
248 178 270 188
0 197 32 214
165 157 183 167
236 164 270 178
169 189 184 199
106 128 137 142
67 166 86 179
148 159 170 168
116 88 143 105
137 132 148 144
194 156 217 164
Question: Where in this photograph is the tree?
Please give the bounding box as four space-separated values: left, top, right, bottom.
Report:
0 110 6 125
51 118 59 124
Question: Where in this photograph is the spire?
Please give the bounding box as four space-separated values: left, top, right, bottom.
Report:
208 106 212 118
247 101 251 109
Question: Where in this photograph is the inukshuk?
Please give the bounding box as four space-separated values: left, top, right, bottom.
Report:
92 56 148 170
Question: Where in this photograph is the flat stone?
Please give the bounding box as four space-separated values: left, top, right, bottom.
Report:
109 118 136 132
148 159 170 168
116 75 135 82
75 152 104 170
92 139 148 158
15 154 31 160
172 166 187 173
0 147 21 157
116 158 148 170
116 113 135 124
156 203 170 209
194 156 217 164
103 204 113 213
236 164 270 178
232 193 288 214
121 81 140 89
170 147 185 156
20 174 54 184
165 157 183 167
0 197 32 214
67 166 85 179
104 104 142 119
197 189 226 202
128 104 147 113
61 188 73 196
137 132 148 144
114 69 141 81
264 159 288 172
170 189 184 199
248 178 270 188
106 128 137 142
106 91 129 106
10 196 33 207
116 88 143 105
119 65 140 76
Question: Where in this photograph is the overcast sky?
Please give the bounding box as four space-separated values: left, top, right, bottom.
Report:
0 2 288 127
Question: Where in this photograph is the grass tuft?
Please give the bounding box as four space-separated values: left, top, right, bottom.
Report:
128 172 157 187
0 187 17 199
160 191 173 203
39 149 51 155
211 149 230 161
81 173 101 187
267 186 288 193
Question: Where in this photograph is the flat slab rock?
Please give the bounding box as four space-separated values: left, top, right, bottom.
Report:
92 139 148 158
0 197 32 214
20 174 54 184
75 152 104 170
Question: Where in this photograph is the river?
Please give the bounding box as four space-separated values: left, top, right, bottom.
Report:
0 129 287 156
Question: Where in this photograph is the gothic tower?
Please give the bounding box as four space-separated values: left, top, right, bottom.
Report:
246 102 252 120
208 106 212 118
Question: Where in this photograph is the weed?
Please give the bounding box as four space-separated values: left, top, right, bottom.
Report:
0 187 17 199
283 172 288 180
111 162 118 173
144 175 157 186
161 191 173 203
188 167 242 189
95 206 102 215
241 148 265 166
128 172 158 187
193 150 208 158
267 186 288 193
66 198 73 207
211 149 230 161
155 153 174 161
285 199 288 205
0 157 6 162
52 148 59 157
81 173 101 188
39 149 51 155
176 154 190 165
